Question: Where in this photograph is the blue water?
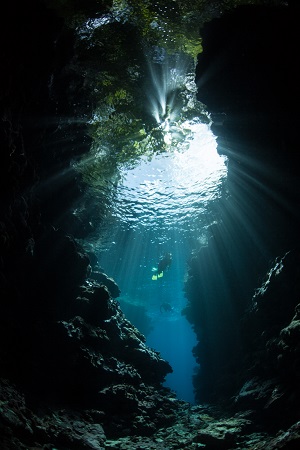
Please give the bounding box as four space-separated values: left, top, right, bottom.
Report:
96 124 227 404
146 313 197 404
99 231 198 403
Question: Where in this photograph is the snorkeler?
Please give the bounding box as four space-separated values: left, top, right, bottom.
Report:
152 252 172 280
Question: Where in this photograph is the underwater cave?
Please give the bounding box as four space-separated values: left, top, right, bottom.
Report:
1 0 300 448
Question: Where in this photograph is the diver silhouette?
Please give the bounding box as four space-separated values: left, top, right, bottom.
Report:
160 302 173 313
152 252 172 280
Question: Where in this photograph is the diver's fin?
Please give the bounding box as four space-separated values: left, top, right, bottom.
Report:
152 274 158 280
157 271 164 278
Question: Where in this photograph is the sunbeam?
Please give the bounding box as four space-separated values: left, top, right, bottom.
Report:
146 52 190 125
97 112 227 403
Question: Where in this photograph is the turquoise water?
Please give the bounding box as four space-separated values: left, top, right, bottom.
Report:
97 124 227 403
146 312 197 404
99 227 197 402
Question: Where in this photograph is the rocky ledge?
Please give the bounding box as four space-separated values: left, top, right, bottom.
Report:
2 378 300 449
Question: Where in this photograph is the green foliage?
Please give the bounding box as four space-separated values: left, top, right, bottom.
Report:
47 0 283 189
110 0 204 59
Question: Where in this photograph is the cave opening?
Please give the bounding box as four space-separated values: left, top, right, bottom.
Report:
65 6 229 404
94 122 228 403
2 0 300 448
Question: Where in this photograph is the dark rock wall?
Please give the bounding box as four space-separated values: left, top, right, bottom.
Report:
0 1 179 445
235 250 300 428
184 2 300 422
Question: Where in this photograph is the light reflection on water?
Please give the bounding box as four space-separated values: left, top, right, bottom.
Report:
112 122 227 234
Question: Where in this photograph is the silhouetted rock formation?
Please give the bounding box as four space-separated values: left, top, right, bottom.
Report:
1 0 300 449
0 1 178 447
183 0 300 434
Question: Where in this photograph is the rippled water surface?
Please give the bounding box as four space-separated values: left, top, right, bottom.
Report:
113 123 227 236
